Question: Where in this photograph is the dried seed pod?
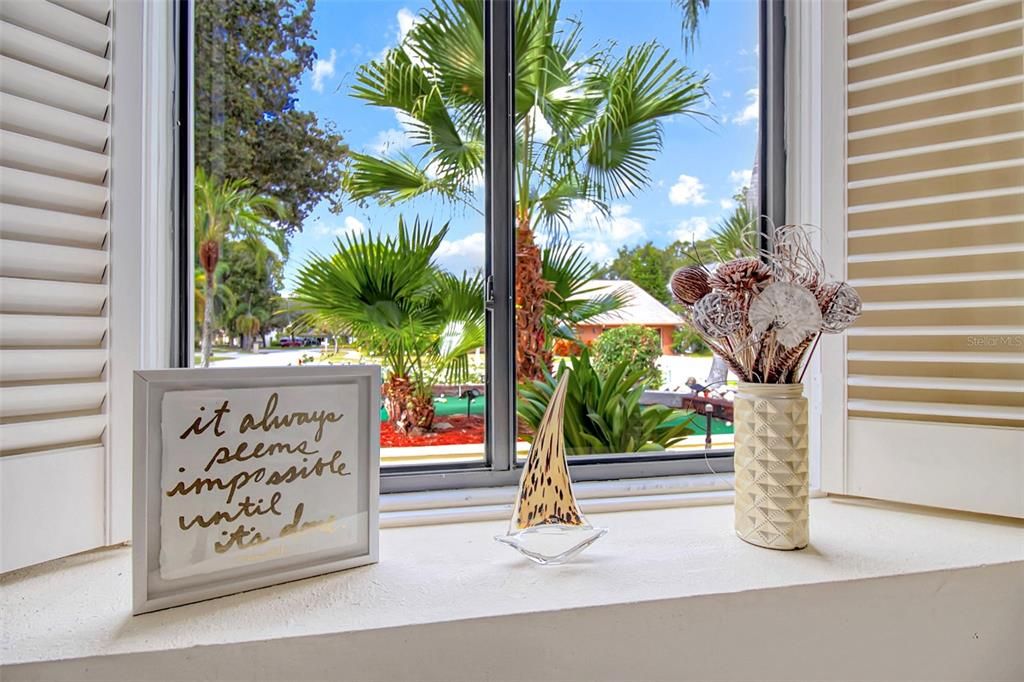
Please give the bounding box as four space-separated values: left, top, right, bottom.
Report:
817 281 862 333
669 266 711 305
692 291 744 338
749 282 822 349
709 258 772 295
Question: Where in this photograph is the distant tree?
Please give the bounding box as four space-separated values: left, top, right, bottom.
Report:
605 239 713 305
194 168 287 367
220 240 284 350
194 0 348 232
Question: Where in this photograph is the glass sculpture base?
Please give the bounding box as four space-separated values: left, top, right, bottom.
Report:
495 524 607 565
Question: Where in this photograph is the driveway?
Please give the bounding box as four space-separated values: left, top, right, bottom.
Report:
208 347 322 368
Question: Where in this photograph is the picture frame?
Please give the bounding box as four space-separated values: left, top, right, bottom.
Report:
132 365 380 614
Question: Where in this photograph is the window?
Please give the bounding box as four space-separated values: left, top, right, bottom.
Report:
181 0 781 492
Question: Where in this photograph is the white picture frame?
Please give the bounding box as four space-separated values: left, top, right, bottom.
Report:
132 365 380 614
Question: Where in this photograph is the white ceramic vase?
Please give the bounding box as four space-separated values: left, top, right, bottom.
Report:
733 382 809 550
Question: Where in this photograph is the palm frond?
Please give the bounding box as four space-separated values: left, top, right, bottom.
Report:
583 42 710 198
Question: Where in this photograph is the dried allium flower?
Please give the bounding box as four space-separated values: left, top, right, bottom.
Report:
817 281 862 333
709 258 772 295
749 282 823 349
691 291 743 338
669 266 711 305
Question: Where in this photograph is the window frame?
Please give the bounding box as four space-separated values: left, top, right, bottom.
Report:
175 0 785 494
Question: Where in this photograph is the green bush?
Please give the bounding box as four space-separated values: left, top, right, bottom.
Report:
591 325 663 388
673 326 710 355
517 350 693 456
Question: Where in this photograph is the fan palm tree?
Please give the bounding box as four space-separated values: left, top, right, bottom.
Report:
345 0 709 382
541 240 629 343
711 203 757 259
292 217 485 432
194 167 288 367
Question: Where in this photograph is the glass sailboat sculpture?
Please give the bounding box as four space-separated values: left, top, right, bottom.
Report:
496 372 607 564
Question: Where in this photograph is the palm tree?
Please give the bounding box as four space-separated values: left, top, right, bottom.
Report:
194 167 288 367
672 0 711 52
541 240 629 343
292 217 485 432
711 203 757 259
345 0 709 382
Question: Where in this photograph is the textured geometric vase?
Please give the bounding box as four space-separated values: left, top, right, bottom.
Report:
733 382 809 550
496 372 606 564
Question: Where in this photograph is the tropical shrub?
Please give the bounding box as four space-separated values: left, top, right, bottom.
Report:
518 350 693 455
292 217 485 432
673 326 710 355
591 325 663 389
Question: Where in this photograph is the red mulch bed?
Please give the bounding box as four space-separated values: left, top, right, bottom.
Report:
380 414 485 448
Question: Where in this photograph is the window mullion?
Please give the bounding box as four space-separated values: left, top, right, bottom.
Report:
484 0 516 473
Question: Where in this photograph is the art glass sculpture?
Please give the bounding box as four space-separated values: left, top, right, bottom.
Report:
496 372 606 564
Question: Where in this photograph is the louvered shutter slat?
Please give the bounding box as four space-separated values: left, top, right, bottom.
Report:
0 349 107 383
0 314 108 347
0 56 109 119
0 278 106 315
0 0 112 571
0 239 108 283
0 130 109 184
0 414 107 455
0 93 110 152
0 21 110 86
0 382 107 418
0 168 108 215
0 0 110 56
0 204 108 248
49 0 111 24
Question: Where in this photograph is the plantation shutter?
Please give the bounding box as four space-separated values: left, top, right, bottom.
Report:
833 0 1024 517
0 0 113 570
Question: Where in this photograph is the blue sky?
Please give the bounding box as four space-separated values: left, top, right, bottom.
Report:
283 0 759 286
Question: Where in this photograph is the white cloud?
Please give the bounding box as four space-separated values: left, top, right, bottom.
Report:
720 198 736 210
560 201 645 263
674 216 712 243
397 8 417 42
528 105 553 144
435 231 486 272
311 48 337 93
395 8 425 67
314 216 365 239
668 174 709 206
721 89 732 99
370 128 411 155
729 169 753 192
731 88 759 125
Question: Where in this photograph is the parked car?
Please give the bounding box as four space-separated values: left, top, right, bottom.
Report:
279 337 303 347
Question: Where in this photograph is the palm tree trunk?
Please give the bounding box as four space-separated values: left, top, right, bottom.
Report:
201 272 216 368
515 218 553 383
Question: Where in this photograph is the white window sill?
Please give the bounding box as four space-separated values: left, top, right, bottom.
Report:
3 498 1023 681
379 473 736 526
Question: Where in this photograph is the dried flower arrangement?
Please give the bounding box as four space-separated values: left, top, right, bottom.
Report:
668 224 862 384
